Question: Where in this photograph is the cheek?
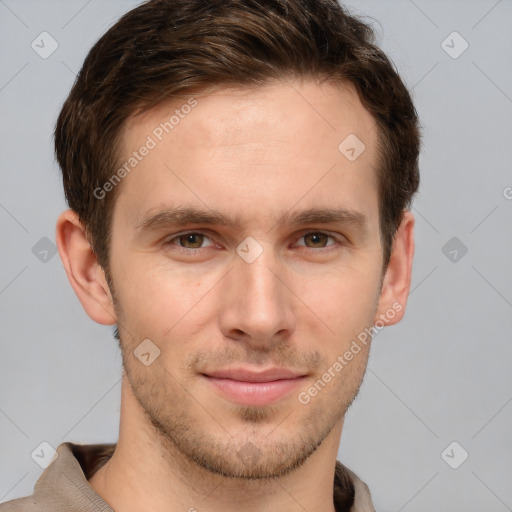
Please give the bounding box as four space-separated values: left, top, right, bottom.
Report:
296 265 381 337
112 260 219 343
111 232 383 352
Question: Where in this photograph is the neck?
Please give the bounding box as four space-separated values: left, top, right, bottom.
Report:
89 375 343 512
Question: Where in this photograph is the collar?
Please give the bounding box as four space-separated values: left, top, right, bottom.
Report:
23 442 374 512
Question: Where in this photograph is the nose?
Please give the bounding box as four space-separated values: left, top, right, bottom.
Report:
218 246 297 350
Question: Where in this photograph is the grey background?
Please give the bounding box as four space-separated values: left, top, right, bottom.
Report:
1 0 511 510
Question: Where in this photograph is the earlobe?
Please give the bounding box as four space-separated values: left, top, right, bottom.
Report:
55 209 116 325
374 210 415 327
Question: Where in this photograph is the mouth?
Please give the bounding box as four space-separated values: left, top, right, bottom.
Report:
201 367 308 406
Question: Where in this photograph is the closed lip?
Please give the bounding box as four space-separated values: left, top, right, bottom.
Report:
202 367 307 382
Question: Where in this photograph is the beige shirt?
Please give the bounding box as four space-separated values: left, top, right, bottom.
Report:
0 442 375 512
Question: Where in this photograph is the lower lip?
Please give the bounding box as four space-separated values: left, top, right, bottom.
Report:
203 376 306 406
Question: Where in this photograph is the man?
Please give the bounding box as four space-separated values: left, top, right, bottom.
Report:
1 0 420 510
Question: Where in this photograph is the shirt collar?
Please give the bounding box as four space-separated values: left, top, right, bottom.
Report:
30 442 374 512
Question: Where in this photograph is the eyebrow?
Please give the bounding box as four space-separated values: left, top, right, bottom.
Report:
135 206 368 233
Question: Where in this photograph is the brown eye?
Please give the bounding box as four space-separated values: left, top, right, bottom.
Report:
302 232 331 248
170 232 210 249
178 233 204 248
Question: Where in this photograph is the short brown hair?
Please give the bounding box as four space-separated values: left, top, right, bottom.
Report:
54 0 420 271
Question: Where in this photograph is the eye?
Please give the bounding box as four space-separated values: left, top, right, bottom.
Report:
295 232 338 249
166 232 215 249
163 230 342 254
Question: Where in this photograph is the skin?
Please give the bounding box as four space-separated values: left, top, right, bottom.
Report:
56 78 415 512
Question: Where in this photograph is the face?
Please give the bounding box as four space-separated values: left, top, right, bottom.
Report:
107 79 385 479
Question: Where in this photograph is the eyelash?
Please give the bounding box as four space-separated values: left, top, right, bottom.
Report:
164 231 344 254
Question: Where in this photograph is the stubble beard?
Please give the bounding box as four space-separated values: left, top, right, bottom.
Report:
120 340 363 481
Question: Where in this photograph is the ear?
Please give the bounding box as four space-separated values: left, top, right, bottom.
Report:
55 209 116 325
374 210 415 326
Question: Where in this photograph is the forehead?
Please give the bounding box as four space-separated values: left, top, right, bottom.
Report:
123 79 377 149
114 79 380 230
